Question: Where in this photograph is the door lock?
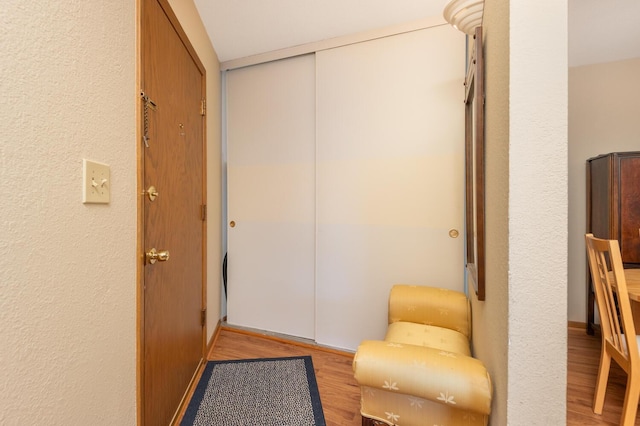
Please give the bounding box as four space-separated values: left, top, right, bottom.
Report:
146 248 170 264
144 186 159 201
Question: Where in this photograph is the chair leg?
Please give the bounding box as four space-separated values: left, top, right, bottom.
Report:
593 350 611 414
620 373 640 426
362 416 390 426
362 416 374 426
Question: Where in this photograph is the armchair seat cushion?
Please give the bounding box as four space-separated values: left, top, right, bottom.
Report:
385 321 471 357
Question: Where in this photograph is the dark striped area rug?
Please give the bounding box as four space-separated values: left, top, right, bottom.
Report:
181 356 326 426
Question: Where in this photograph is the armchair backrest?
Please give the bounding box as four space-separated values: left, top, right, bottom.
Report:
388 285 471 340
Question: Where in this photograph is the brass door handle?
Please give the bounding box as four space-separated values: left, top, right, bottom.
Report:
146 248 170 264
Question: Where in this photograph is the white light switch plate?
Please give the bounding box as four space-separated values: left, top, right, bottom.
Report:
83 159 110 204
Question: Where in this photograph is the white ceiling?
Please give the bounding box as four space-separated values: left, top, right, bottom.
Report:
193 0 450 62
569 0 640 67
193 0 640 67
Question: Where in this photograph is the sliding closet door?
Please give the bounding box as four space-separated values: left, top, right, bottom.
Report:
226 55 315 339
316 26 465 350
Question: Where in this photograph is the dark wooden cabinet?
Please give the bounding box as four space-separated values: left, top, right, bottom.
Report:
587 151 640 334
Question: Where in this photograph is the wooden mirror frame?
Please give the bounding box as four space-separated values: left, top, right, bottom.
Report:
464 26 485 300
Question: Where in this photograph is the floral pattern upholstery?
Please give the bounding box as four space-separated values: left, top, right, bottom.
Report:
353 285 492 426
385 322 471 357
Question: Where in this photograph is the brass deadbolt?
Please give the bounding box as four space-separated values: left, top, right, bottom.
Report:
144 186 159 201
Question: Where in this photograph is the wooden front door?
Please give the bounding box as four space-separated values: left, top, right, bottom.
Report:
140 0 206 424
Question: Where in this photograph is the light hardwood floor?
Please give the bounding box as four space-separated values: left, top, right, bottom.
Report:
566 326 634 425
178 325 637 425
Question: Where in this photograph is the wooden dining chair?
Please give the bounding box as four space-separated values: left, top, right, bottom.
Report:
585 233 640 426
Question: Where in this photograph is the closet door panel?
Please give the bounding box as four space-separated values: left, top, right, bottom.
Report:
316 26 465 350
226 55 316 339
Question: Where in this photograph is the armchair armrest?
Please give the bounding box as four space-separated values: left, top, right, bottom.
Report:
353 340 492 416
389 285 471 339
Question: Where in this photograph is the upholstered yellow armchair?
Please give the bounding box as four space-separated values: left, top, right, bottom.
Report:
353 285 492 426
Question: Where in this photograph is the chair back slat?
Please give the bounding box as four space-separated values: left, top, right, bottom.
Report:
586 233 640 425
585 234 639 362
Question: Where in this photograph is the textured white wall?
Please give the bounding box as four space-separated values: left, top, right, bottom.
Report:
470 1 510 424
0 1 137 425
473 1 568 424
568 58 640 324
508 0 568 423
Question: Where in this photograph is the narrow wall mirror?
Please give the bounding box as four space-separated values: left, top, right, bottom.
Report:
464 26 485 300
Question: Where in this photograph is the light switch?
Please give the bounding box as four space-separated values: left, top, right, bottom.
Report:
83 159 110 204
